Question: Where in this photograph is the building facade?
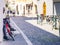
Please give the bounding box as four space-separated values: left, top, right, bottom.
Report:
4 0 38 16
37 0 60 16
4 0 60 16
16 0 38 16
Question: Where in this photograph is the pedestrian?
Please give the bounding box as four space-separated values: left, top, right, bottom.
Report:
3 7 9 40
3 18 9 40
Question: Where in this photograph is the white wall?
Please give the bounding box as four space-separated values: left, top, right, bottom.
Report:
18 3 25 16
37 0 53 16
37 0 44 15
45 0 53 15
0 0 5 42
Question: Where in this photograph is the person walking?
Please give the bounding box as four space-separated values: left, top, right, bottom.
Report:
3 5 9 40
3 18 9 40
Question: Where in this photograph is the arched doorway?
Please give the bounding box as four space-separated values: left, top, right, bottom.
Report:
35 5 37 14
16 5 19 15
43 2 46 16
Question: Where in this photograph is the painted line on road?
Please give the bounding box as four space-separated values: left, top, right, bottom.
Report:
10 18 33 45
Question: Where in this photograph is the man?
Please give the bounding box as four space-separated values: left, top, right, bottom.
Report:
3 5 9 40
3 18 9 40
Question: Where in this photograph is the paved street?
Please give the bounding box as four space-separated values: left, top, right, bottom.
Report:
1 16 60 45
10 16 60 45
1 34 27 45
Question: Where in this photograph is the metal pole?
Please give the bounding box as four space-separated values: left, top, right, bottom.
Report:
37 14 39 24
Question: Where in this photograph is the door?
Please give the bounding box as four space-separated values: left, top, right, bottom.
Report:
35 5 37 14
54 2 60 15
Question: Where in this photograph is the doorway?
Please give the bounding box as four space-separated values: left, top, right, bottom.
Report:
35 5 37 14
43 2 46 16
53 2 60 15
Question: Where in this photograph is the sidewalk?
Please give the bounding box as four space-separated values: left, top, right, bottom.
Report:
25 18 59 37
0 19 27 45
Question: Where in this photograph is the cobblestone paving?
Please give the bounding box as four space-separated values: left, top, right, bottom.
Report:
11 16 60 45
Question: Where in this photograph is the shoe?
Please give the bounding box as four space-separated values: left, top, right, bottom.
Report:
3 36 9 40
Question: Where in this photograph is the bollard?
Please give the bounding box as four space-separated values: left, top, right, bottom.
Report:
37 14 40 24
52 15 57 29
40 14 44 25
54 16 57 29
